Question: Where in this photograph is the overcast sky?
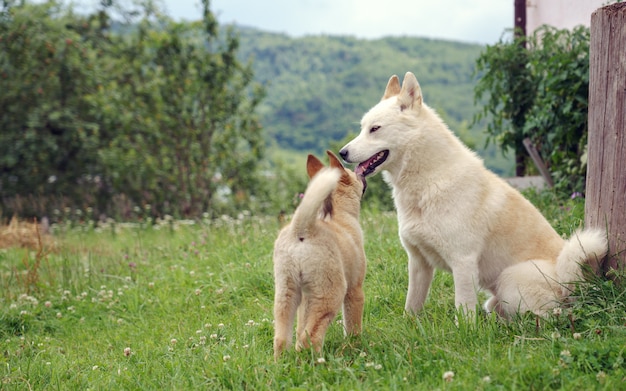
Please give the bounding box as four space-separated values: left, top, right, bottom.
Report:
161 0 514 45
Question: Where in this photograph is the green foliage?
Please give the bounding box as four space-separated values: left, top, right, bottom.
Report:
523 27 590 195
0 0 266 220
0 1 106 213
473 29 534 155
474 26 591 195
88 7 266 218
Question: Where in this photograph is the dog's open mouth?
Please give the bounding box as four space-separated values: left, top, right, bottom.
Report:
355 150 389 177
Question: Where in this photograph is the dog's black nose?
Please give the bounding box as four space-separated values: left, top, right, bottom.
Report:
339 149 348 161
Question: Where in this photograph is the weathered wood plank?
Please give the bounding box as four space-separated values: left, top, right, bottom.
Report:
585 3 626 275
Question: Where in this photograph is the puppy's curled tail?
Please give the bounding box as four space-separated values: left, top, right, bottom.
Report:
556 228 608 295
292 168 341 240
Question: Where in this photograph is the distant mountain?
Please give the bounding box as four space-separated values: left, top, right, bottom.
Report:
232 27 513 175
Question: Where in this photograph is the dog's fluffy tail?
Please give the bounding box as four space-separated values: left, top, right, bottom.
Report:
556 228 608 294
292 168 341 240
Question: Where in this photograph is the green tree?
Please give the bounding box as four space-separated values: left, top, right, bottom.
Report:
0 1 107 217
522 26 590 195
474 26 590 195
473 28 535 176
1 0 266 219
90 0 266 218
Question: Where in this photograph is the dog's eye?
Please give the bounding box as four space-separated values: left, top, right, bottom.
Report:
370 125 381 133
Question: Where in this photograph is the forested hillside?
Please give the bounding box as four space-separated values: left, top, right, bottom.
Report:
233 27 513 174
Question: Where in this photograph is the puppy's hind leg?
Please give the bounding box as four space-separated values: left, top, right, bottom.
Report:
273 277 301 360
342 284 365 336
297 292 344 353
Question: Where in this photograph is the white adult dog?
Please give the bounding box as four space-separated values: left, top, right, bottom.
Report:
339 72 607 318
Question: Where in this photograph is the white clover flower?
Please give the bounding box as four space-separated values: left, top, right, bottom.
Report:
573 332 582 340
443 371 455 382
123 347 132 357
317 357 326 364
223 355 231 362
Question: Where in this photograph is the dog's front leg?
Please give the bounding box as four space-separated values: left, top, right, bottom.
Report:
403 242 434 314
451 259 480 318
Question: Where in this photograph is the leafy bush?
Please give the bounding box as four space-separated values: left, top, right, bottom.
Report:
474 26 590 196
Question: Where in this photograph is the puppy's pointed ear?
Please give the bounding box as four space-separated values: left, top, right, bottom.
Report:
306 154 325 178
326 150 345 170
382 74 401 100
398 72 423 111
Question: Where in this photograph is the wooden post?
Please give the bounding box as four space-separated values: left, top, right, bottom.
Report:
585 3 626 277
514 0 527 177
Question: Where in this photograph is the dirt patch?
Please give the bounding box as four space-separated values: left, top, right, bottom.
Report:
0 217 57 251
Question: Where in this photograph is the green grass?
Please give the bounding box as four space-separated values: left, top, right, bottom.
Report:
1 193 624 389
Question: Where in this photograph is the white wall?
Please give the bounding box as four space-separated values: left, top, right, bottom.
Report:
526 0 608 33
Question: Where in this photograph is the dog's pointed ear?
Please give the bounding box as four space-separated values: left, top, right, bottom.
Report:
306 154 325 178
398 72 423 111
326 150 344 170
382 74 401 100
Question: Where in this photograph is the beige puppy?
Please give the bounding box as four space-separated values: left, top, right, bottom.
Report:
273 151 366 360
339 72 607 319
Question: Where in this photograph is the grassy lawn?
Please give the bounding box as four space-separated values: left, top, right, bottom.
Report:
1 191 624 389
